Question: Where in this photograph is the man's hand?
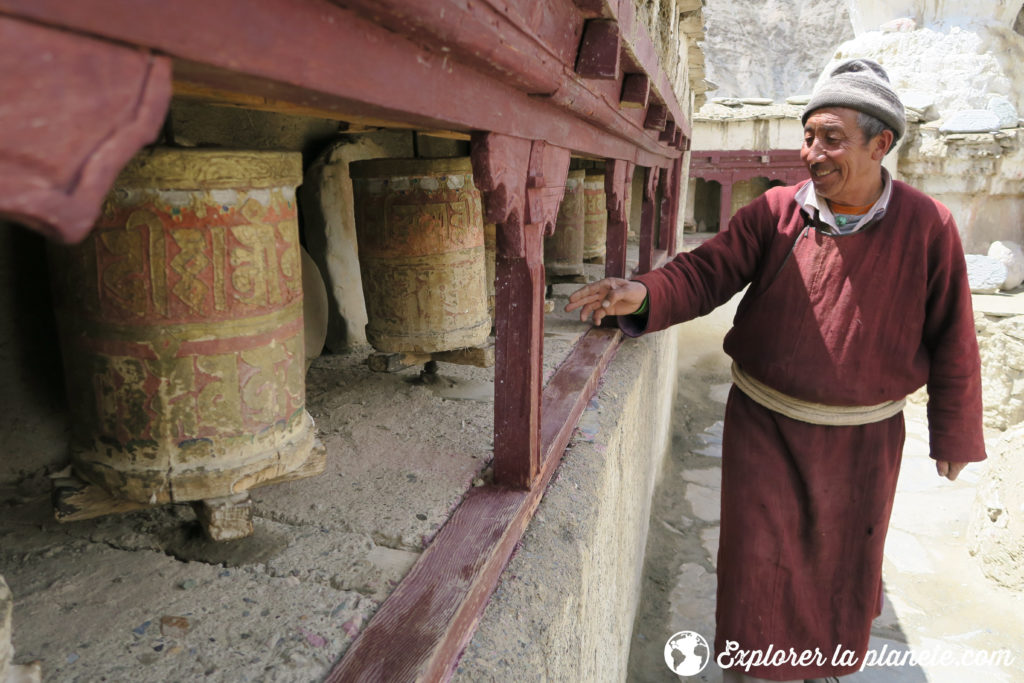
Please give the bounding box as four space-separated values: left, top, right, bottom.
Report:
936 460 968 481
565 278 648 326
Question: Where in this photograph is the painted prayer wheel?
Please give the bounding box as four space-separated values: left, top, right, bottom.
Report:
48 148 317 505
583 172 607 261
350 157 489 353
544 169 586 277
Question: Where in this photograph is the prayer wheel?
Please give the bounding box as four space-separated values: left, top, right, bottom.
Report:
544 169 586 278
583 172 607 262
350 157 489 353
48 148 317 505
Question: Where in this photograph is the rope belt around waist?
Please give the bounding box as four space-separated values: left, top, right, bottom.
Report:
731 363 906 426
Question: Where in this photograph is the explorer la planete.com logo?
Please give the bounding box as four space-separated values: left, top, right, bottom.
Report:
664 630 710 676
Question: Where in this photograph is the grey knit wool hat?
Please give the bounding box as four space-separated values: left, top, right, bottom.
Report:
802 58 906 142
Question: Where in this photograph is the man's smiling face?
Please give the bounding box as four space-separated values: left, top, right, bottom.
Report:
801 106 890 207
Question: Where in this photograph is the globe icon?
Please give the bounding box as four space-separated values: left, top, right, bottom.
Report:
663 630 710 676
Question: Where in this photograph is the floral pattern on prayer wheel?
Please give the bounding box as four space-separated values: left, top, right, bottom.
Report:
48 149 316 504
350 157 489 353
544 169 586 277
583 172 607 261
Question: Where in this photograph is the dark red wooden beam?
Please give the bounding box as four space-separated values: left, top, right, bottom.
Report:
471 133 570 489
620 73 650 109
2 0 682 164
575 19 621 79
329 0 583 97
0 16 170 244
572 0 614 19
326 327 622 682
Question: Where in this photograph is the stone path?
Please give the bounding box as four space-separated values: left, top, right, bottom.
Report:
627 296 1024 682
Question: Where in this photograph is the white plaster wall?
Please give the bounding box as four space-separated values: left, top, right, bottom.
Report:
693 115 804 151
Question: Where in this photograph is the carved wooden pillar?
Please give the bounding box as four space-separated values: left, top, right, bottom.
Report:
719 178 734 232
0 16 171 244
470 133 570 489
638 166 660 274
603 159 634 279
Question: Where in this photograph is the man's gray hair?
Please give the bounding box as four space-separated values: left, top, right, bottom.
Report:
857 111 896 154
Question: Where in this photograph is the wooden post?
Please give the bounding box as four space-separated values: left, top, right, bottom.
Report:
471 133 570 489
719 178 734 232
603 159 634 279
638 166 660 274
666 156 684 254
659 159 683 254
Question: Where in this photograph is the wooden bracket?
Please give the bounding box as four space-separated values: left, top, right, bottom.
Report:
526 140 572 236
620 73 650 109
644 103 668 131
471 133 570 489
575 19 620 79
603 159 634 279
0 16 171 244
659 119 676 144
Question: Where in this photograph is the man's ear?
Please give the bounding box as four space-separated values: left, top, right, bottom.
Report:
873 130 895 159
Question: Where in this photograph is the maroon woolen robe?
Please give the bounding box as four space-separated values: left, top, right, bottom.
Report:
621 179 985 680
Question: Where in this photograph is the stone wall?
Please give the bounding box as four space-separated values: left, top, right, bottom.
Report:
968 426 1024 591
701 0 853 100
969 313 1024 590
454 325 680 683
631 0 708 109
899 126 1024 253
976 313 1024 431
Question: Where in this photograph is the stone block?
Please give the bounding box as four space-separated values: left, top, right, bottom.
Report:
940 110 1001 134
987 240 1024 290
968 427 1024 590
988 96 1020 129
966 254 1008 293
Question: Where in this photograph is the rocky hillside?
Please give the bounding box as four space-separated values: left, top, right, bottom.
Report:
701 0 854 101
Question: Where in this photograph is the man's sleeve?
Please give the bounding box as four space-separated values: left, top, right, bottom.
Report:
618 196 772 337
923 211 986 463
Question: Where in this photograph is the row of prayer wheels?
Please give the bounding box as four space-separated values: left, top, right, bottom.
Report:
543 169 607 280
350 157 607 352
47 149 607 536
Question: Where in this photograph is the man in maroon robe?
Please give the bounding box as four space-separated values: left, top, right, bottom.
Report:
567 59 985 682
